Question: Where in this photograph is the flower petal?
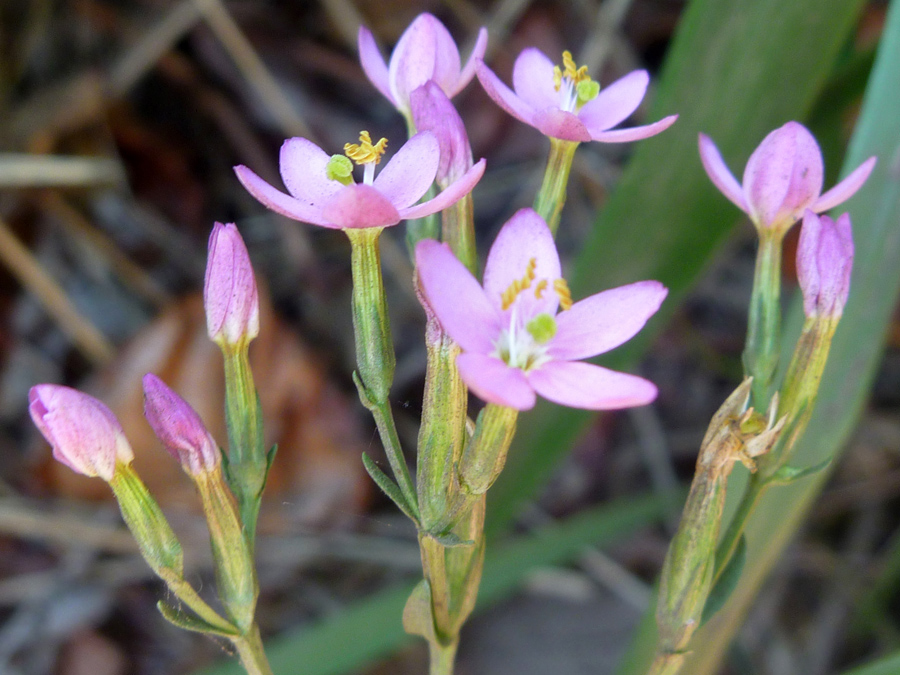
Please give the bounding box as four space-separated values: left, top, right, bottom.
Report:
415 239 501 353
358 26 394 105
426 15 463 95
373 131 439 209
235 165 332 227
410 82 473 184
743 121 823 229
476 60 535 126
812 156 877 213
279 138 343 205
512 47 559 112
454 27 489 97
528 361 657 410
589 115 677 143
551 281 667 360
532 108 592 142
321 184 401 229
389 15 438 111
457 353 536 410
399 158 485 220
483 208 561 317
578 70 649 134
698 133 748 212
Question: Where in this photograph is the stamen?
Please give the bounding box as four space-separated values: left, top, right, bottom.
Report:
554 50 592 92
553 279 572 310
501 258 537 310
534 279 548 299
344 131 388 165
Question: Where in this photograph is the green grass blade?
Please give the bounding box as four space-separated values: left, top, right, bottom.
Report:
841 652 900 675
487 0 868 534
668 1 900 672
196 492 673 675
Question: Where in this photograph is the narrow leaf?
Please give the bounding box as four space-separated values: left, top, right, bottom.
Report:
157 600 238 638
769 458 832 485
701 535 747 625
361 452 418 523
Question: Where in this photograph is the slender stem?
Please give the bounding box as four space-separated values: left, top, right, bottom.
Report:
646 653 686 675
712 473 766 582
232 624 273 675
533 138 579 236
743 231 784 409
371 396 420 521
428 638 459 675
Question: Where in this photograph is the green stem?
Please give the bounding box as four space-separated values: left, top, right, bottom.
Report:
712 473 767 582
533 138 579 236
231 624 273 675
743 231 784 409
371 396 420 521
441 194 477 275
645 653 686 675
427 638 459 675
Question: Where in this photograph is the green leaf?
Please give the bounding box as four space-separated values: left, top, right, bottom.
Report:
401 580 437 641
840 651 900 675
423 531 474 548
361 452 418 524
768 457 832 485
488 0 869 537
701 535 746 625
195 492 674 675
157 600 238 638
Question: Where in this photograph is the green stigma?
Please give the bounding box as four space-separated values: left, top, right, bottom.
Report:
576 79 600 105
326 155 354 184
526 313 557 344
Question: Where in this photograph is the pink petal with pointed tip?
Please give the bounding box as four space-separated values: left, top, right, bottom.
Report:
698 133 748 212
425 15 463 95
589 115 678 143
476 60 535 126
512 47 559 111
454 27 489 97
812 156 877 213
533 108 592 142
320 184 400 229
373 131 439 209
399 158 485 220
415 239 501 353
743 121 823 229
358 26 394 105
578 70 649 134
389 15 438 111
457 353 536 410
483 208 561 317
235 165 332 226
528 361 657 410
279 138 342 205
551 281 667 361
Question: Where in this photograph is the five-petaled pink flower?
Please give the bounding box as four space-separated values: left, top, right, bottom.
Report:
29 385 134 481
235 131 485 230
416 208 667 410
475 48 677 143
699 121 876 232
797 210 854 319
359 13 488 116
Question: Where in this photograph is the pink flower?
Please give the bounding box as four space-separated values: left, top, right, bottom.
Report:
142 374 221 476
699 121 876 232
475 48 677 143
204 222 259 347
358 13 488 116
235 131 485 230
29 385 134 481
410 81 472 187
415 209 667 410
797 210 854 318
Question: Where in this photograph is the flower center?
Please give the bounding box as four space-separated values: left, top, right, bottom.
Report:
493 260 574 372
330 131 388 185
552 51 600 113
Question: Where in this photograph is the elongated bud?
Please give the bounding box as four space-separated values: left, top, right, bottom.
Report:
410 81 473 187
204 222 259 348
458 404 518 495
797 210 853 318
29 385 134 481
142 374 220 475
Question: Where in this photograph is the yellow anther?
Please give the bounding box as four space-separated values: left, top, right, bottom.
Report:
501 258 537 310
534 279 548 299
344 131 388 165
553 50 592 91
553 278 572 311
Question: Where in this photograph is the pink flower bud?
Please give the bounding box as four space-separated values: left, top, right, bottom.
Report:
204 222 259 347
797 210 854 318
29 385 133 481
410 81 473 187
142 374 220 476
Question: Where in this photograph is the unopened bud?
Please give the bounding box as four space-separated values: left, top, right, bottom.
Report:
204 222 260 348
797 210 853 318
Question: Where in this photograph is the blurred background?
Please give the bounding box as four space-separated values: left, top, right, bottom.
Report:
0 0 897 674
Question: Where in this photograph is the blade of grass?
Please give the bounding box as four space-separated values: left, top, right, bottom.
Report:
487 0 868 534
659 1 900 672
841 652 900 675
196 491 674 675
